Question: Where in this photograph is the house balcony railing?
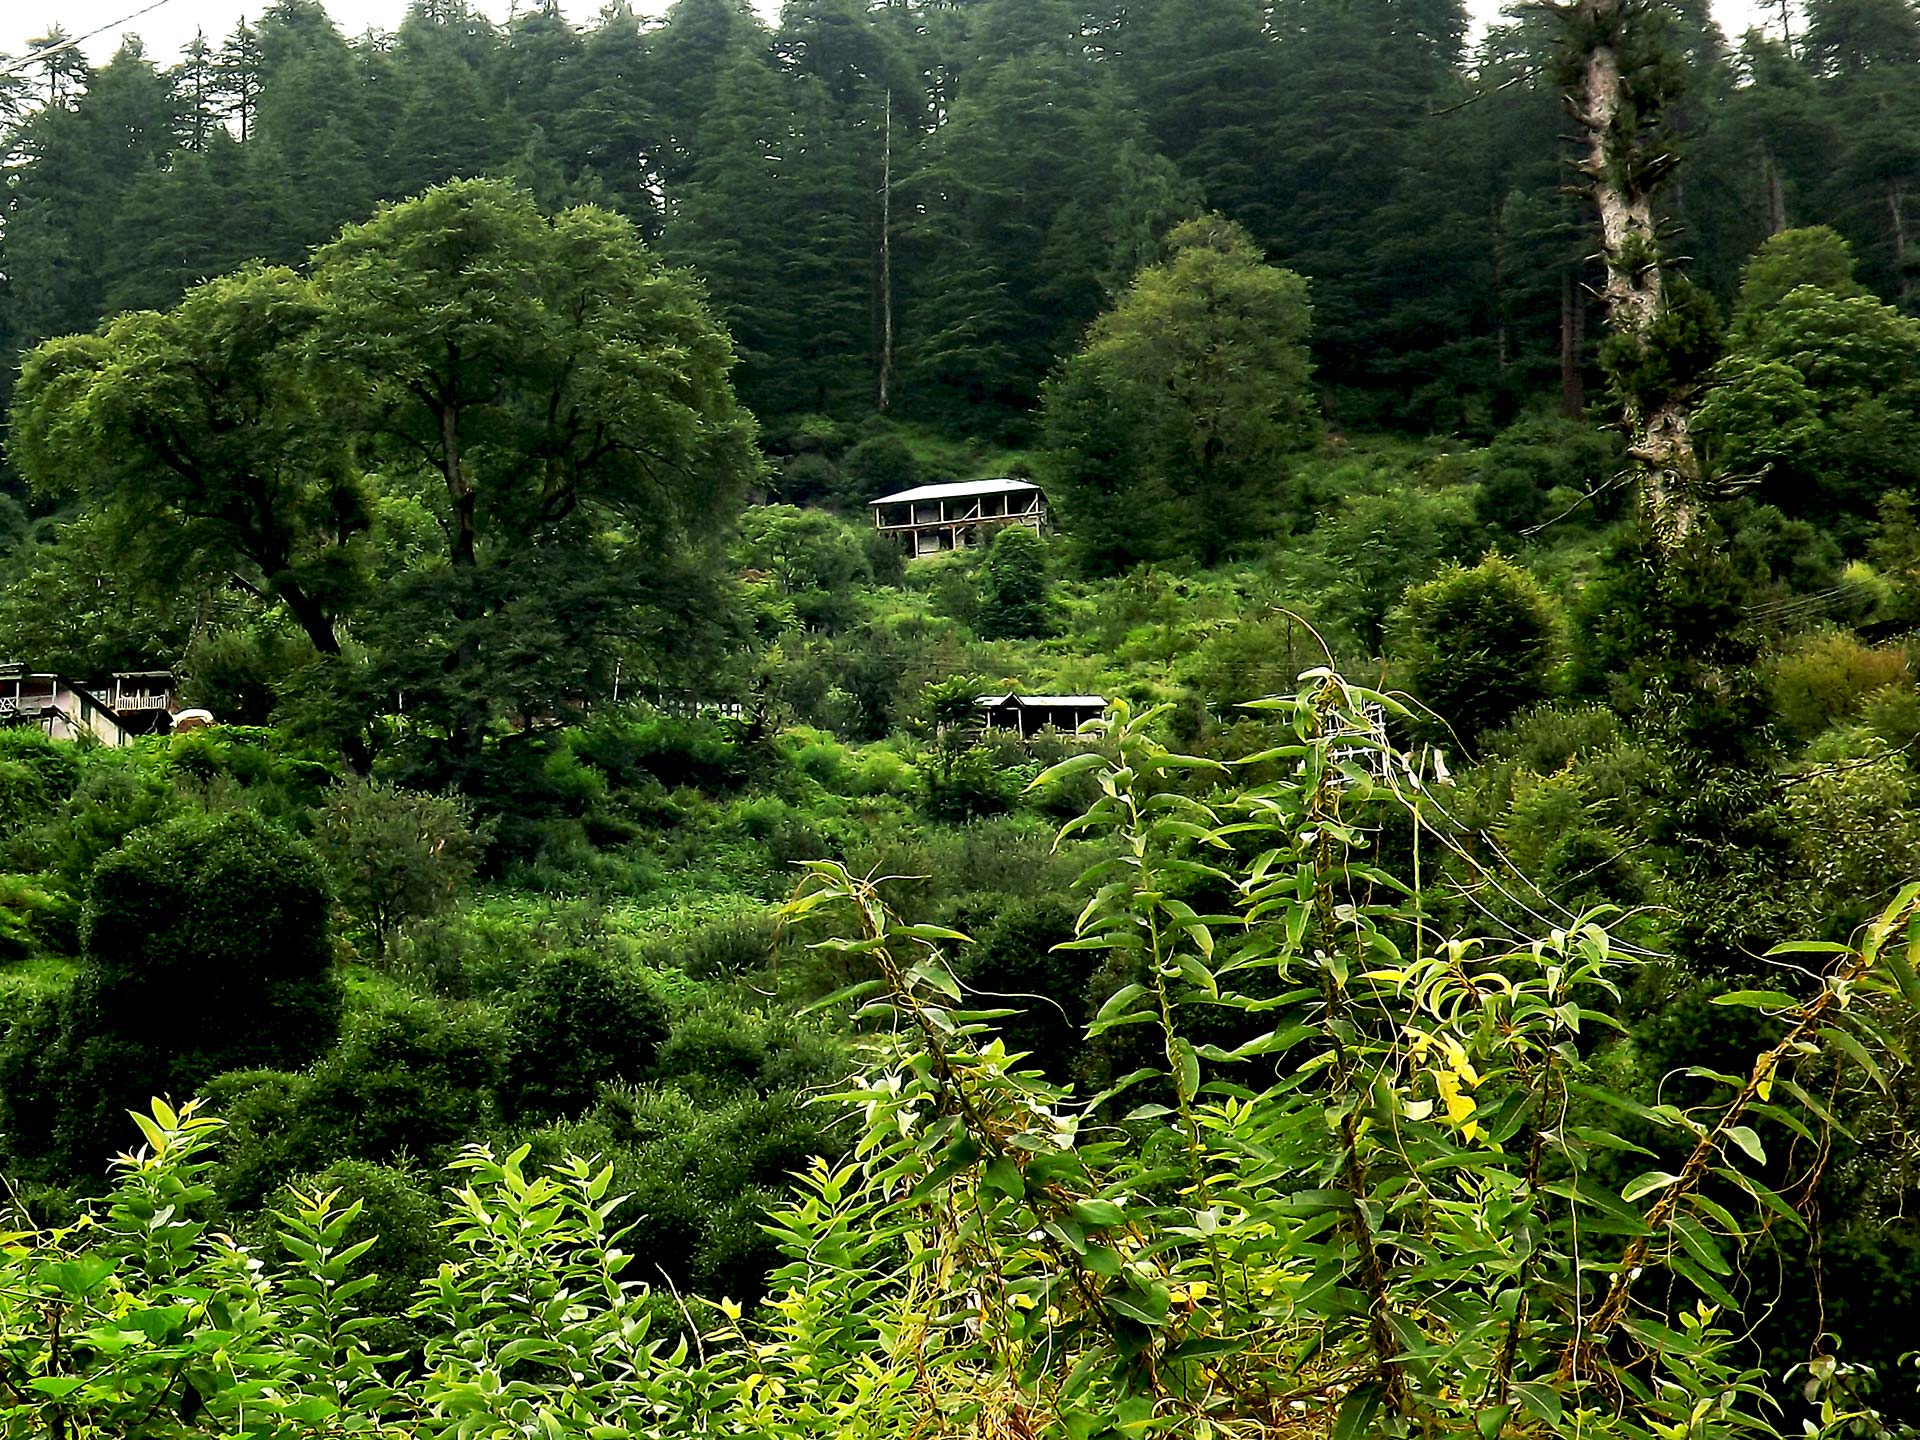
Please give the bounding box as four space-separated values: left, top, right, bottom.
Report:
873 502 1045 531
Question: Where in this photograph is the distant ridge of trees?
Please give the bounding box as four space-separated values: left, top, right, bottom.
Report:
1 0 1916 461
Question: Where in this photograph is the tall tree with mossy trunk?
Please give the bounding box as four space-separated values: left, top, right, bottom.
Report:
1543 0 1716 556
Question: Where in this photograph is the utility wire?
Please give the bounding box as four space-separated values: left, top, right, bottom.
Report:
0 0 181 78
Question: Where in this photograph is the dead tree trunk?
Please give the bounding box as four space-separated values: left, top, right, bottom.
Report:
1552 0 1706 555
1560 268 1587 418
1892 184 1913 309
1762 149 1788 236
877 90 896 414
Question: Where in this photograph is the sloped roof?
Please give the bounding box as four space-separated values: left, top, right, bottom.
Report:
870 477 1043 506
976 694 1108 708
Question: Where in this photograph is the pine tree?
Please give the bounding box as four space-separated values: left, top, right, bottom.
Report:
22 29 90 110
1261 0 1482 422
175 31 220 151
104 131 280 313
497 0 584 140
386 0 508 197
213 20 263 141
0 41 181 348
555 2 665 233
253 1 378 251
668 52 866 415
1804 0 1920 306
903 32 1196 423
648 0 765 193
1111 0 1281 241
0 55 28 132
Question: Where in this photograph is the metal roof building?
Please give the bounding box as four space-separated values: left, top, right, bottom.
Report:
870 478 1049 558
976 693 1108 738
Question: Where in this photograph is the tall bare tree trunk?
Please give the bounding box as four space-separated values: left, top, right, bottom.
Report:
1763 150 1788 236
878 90 896 414
1560 268 1587 419
1892 184 1913 309
1556 0 1705 555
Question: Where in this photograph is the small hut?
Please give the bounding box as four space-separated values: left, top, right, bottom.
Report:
976 693 1108 739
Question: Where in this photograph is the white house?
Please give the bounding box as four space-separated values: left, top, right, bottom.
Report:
870 478 1049 558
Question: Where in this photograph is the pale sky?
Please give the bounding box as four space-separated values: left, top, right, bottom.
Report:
0 0 780 65
1 0 1776 73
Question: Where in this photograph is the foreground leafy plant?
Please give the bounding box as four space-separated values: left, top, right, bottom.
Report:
785 671 1920 1438
0 671 1913 1439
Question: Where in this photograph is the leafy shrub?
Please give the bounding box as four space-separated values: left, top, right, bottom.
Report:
860 527 907 587
669 913 779 981
1785 743 1920 934
502 951 671 1120
622 1090 846 1303
312 777 486 958
734 506 874 633
1864 683 1920 753
41 811 341 1175
946 896 1088 1081
32 754 180 904
975 526 1055 640
1482 702 1625 772
269 1158 447 1360
203 1067 313 1206
846 745 919 798
1179 611 1326 709
296 997 506 1169
1288 484 1485 652
0 730 81 839
841 432 920 505
1767 630 1913 743
778 728 853 789
770 451 844 508
652 1002 847 1103
921 746 1016 822
0 992 65 1171
0 873 58 960
1390 554 1561 749
568 710 744 792
397 732 597 869
1473 416 1624 538
1536 826 1652 911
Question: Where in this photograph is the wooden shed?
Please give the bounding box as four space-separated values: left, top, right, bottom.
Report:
976 693 1108 738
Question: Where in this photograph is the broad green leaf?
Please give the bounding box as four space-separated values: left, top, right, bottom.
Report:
983 1157 1024 1199
1819 1025 1887 1091
1332 1380 1386 1440
1710 989 1802 1011
1072 1198 1126 1229
1104 1283 1171 1327
1623 1170 1684 1204
1724 1125 1766 1166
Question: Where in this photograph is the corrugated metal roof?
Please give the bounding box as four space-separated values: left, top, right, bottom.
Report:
976 694 1108 708
870 478 1043 506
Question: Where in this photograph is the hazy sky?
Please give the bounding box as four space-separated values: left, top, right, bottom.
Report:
3 0 1777 74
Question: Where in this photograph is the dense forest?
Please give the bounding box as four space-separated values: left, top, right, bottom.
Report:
2 0 1920 1435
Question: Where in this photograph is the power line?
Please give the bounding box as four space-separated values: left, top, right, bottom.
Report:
0 0 182 79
